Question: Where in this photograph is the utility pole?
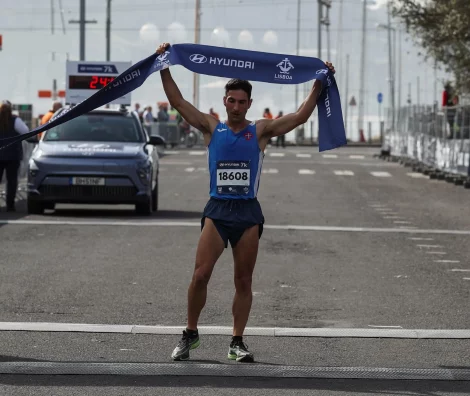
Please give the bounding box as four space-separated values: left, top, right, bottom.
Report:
336 0 345 120
386 1 395 130
295 0 304 144
51 0 55 34
397 27 401 110
106 0 111 61
317 0 332 59
358 0 367 141
335 0 343 67
294 0 301 113
69 0 97 61
193 0 201 108
325 6 331 61
344 53 350 137
317 1 322 58
417 76 420 107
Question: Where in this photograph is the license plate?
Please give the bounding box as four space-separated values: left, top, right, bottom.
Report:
71 177 105 186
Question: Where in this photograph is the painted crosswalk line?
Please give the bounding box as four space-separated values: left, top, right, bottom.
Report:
371 171 392 177
334 170 354 176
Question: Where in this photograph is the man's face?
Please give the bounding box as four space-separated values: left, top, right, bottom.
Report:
223 89 252 122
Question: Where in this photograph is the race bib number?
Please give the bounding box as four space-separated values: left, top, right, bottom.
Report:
216 160 250 195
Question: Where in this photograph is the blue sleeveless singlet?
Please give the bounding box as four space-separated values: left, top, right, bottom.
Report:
207 121 264 200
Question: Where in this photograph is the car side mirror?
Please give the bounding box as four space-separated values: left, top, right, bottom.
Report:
149 135 165 146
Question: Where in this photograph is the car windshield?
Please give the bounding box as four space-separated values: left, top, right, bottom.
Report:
43 113 143 143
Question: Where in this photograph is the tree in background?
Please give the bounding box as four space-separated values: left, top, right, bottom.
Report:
391 0 470 94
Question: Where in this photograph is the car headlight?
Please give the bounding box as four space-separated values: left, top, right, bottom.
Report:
28 159 39 177
137 163 151 185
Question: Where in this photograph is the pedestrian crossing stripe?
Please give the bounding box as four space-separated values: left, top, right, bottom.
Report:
334 170 354 176
370 172 392 177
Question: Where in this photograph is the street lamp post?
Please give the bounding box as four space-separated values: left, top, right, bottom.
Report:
376 20 398 132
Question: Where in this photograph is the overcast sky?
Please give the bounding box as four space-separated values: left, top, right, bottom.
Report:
1 0 450 140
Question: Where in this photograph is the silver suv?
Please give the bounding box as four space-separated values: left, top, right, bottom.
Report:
26 107 164 215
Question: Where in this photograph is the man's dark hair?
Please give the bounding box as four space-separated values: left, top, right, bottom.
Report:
225 79 252 100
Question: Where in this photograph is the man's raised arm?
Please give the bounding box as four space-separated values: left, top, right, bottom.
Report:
157 43 217 135
259 61 335 140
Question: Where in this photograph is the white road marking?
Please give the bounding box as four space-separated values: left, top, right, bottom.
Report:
426 252 447 255
323 154 338 158
449 268 469 271
463 278 470 281
269 153 285 157
368 325 403 329
374 208 394 212
1 322 470 338
296 153 311 158
163 150 180 155
3 221 470 235
407 172 429 178
334 170 354 176
398 226 418 229
384 216 403 219
394 221 412 224
417 245 443 249
184 167 195 172
349 155 365 159
298 169 316 175
189 151 205 155
409 237 434 241
262 168 279 174
370 204 387 207
160 161 192 165
371 171 392 177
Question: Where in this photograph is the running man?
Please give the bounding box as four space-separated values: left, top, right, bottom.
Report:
156 42 335 362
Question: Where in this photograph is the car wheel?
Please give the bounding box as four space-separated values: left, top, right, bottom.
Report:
152 178 158 212
27 199 45 215
135 192 152 215
45 202 55 211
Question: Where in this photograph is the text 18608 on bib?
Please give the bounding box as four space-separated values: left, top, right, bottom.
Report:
216 160 250 195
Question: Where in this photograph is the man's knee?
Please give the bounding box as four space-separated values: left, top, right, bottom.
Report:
192 266 212 287
234 275 252 294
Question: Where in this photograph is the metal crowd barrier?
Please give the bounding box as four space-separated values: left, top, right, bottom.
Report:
147 122 181 147
382 104 470 186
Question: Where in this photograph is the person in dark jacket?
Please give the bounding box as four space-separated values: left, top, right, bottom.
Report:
0 100 29 212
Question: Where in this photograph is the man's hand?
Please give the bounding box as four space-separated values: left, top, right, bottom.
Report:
156 42 171 54
324 61 335 74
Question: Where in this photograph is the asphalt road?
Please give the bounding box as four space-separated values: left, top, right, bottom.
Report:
0 146 469 395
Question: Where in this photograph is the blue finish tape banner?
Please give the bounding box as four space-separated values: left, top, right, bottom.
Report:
0 43 346 152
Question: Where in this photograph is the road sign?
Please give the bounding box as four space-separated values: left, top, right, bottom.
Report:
349 96 357 106
377 92 383 103
65 60 132 105
0 34 3 51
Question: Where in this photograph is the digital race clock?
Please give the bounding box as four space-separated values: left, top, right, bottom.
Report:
68 75 116 90
65 60 132 105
